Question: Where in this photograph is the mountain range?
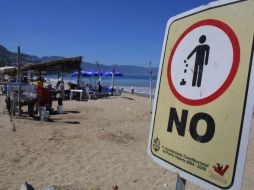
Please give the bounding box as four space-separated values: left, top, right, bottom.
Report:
0 44 158 76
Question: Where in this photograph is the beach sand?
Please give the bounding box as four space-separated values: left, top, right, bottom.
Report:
0 93 253 190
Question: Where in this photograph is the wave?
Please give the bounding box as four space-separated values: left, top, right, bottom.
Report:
117 85 155 98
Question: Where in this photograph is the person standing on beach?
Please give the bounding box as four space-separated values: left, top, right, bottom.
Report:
60 79 65 98
131 84 134 94
35 80 43 113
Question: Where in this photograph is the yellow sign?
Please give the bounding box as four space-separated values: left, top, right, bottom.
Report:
148 1 254 189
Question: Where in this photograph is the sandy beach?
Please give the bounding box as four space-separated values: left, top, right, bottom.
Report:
0 92 253 190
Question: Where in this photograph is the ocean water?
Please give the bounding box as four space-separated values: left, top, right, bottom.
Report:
46 74 157 97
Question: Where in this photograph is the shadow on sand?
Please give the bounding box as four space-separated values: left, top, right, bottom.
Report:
121 96 135 100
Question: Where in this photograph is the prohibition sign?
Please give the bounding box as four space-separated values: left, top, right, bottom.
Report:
167 19 240 106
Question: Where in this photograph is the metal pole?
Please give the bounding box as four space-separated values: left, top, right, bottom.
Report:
17 46 21 116
175 174 186 190
61 64 64 81
111 68 115 96
149 61 152 113
96 60 102 85
61 64 64 100
77 61 81 86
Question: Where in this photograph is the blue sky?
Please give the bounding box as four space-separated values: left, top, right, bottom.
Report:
0 0 211 67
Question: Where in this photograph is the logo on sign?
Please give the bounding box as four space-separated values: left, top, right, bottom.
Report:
208 163 230 184
213 163 229 176
153 137 160 152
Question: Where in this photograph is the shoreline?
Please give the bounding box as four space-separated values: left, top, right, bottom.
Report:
123 90 154 98
46 78 156 98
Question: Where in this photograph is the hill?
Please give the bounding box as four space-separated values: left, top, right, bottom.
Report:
0 44 158 76
0 44 41 66
81 62 158 76
0 44 64 66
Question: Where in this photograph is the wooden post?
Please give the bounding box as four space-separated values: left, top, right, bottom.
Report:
38 71 41 80
175 174 186 190
77 61 81 86
17 46 21 116
149 61 152 113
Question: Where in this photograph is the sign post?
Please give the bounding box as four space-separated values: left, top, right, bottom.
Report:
176 174 186 190
149 61 153 113
148 1 254 190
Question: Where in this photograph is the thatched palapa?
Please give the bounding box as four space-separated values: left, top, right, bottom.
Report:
0 66 17 76
21 56 82 73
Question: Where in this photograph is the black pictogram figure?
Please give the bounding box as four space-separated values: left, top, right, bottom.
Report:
187 35 210 87
180 79 186 85
180 60 189 85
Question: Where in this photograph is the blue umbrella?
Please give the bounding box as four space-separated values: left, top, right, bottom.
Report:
93 71 103 77
71 70 86 77
103 71 123 77
72 70 101 77
71 71 78 77
86 70 103 77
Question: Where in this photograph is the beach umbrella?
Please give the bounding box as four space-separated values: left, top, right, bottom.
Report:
72 70 98 77
102 71 123 77
93 71 103 77
72 70 103 87
71 72 77 77
102 70 123 95
71 71 84 77
86 70 103 77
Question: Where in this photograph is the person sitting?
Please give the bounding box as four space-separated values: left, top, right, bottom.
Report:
98 81 102 93
22 76 28 84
